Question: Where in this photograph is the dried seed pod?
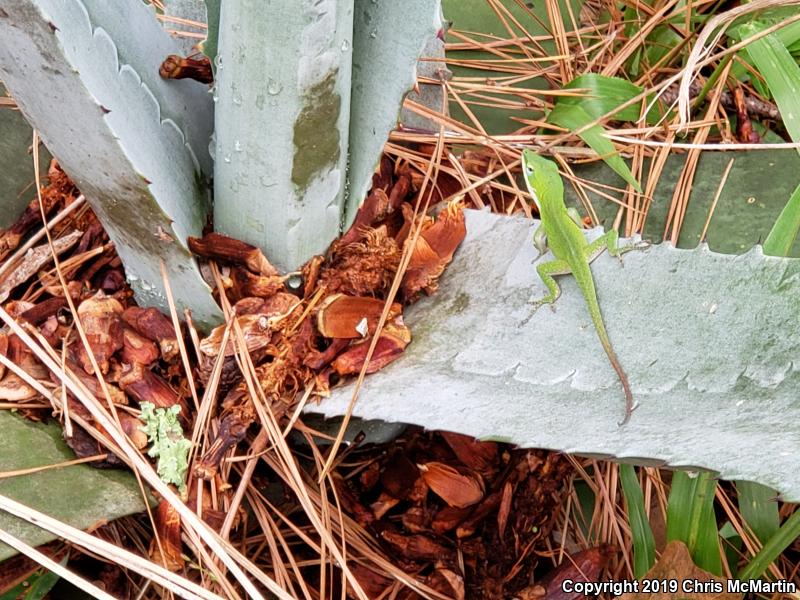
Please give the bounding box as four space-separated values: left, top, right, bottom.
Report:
121 306 179 362
303 338 349 370
331 321 411 376
149 500 184 571
19 297 67 325
74 291 124 375
4 301 35 319
8 334 48 380
0 333 7 381
192 404 250 480
230 267 284 299
346 563 393 600
316 294 401 339
121 327 160 366
319 226 401 297
0 163 73 263
232 297 269 315
431 505 472 534
159 54 213 84
119 411 148 450
119 362 188 420
401 506 431 534
370 492 400 520
59 359 128 406
301 255 324 298
419 462 485 509
380 530 454 562
0 373 37 400
188 232 278 276
526 545 616 600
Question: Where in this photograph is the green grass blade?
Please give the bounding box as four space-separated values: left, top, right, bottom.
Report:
735 481 780 544
557 73 644 122
764 181 800 256
666 471 722 575
0 554 68 600
742 24 800 144
549 104 643 192
739 508 800 580
24 560 65 600
718 521 743 577
619 465 656 577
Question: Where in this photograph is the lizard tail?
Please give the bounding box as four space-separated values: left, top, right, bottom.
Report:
605 346 634 426
593 318 635 425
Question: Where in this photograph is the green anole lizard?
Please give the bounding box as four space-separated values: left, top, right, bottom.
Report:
522 149 636 425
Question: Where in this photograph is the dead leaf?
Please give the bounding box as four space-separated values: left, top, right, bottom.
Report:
440 431 498 473
149 500 184 571
419 462 485 508
527 545 616 600
74 291 124 374
331 321 411 376
400 201 466 300
0 230 83 303
619 541 741 600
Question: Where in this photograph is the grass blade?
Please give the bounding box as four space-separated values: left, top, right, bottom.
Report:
764 181 800 256
619 465 656 577
666 471 722 575
558 74 645 122
549 104 643 191
742 24 800 144
736 481 780 545
738 508 800 580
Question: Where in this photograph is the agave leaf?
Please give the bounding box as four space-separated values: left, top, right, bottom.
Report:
80 0 215 175
162 0 208 54
211 0 354 272
565 150 800 256
0 83 51 228
0 0 222 329
345 0 443 227
212 0 442 271
0 411 146 561
314 209 800 502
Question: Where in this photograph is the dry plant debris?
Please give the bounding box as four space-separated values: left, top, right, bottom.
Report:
0 158 578 598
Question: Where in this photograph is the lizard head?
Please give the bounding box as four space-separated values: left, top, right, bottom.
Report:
521 149 563 212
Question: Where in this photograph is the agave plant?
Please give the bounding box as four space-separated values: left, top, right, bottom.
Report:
0 0 442 329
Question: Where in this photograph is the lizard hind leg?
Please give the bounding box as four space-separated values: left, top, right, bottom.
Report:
531 258 572 311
